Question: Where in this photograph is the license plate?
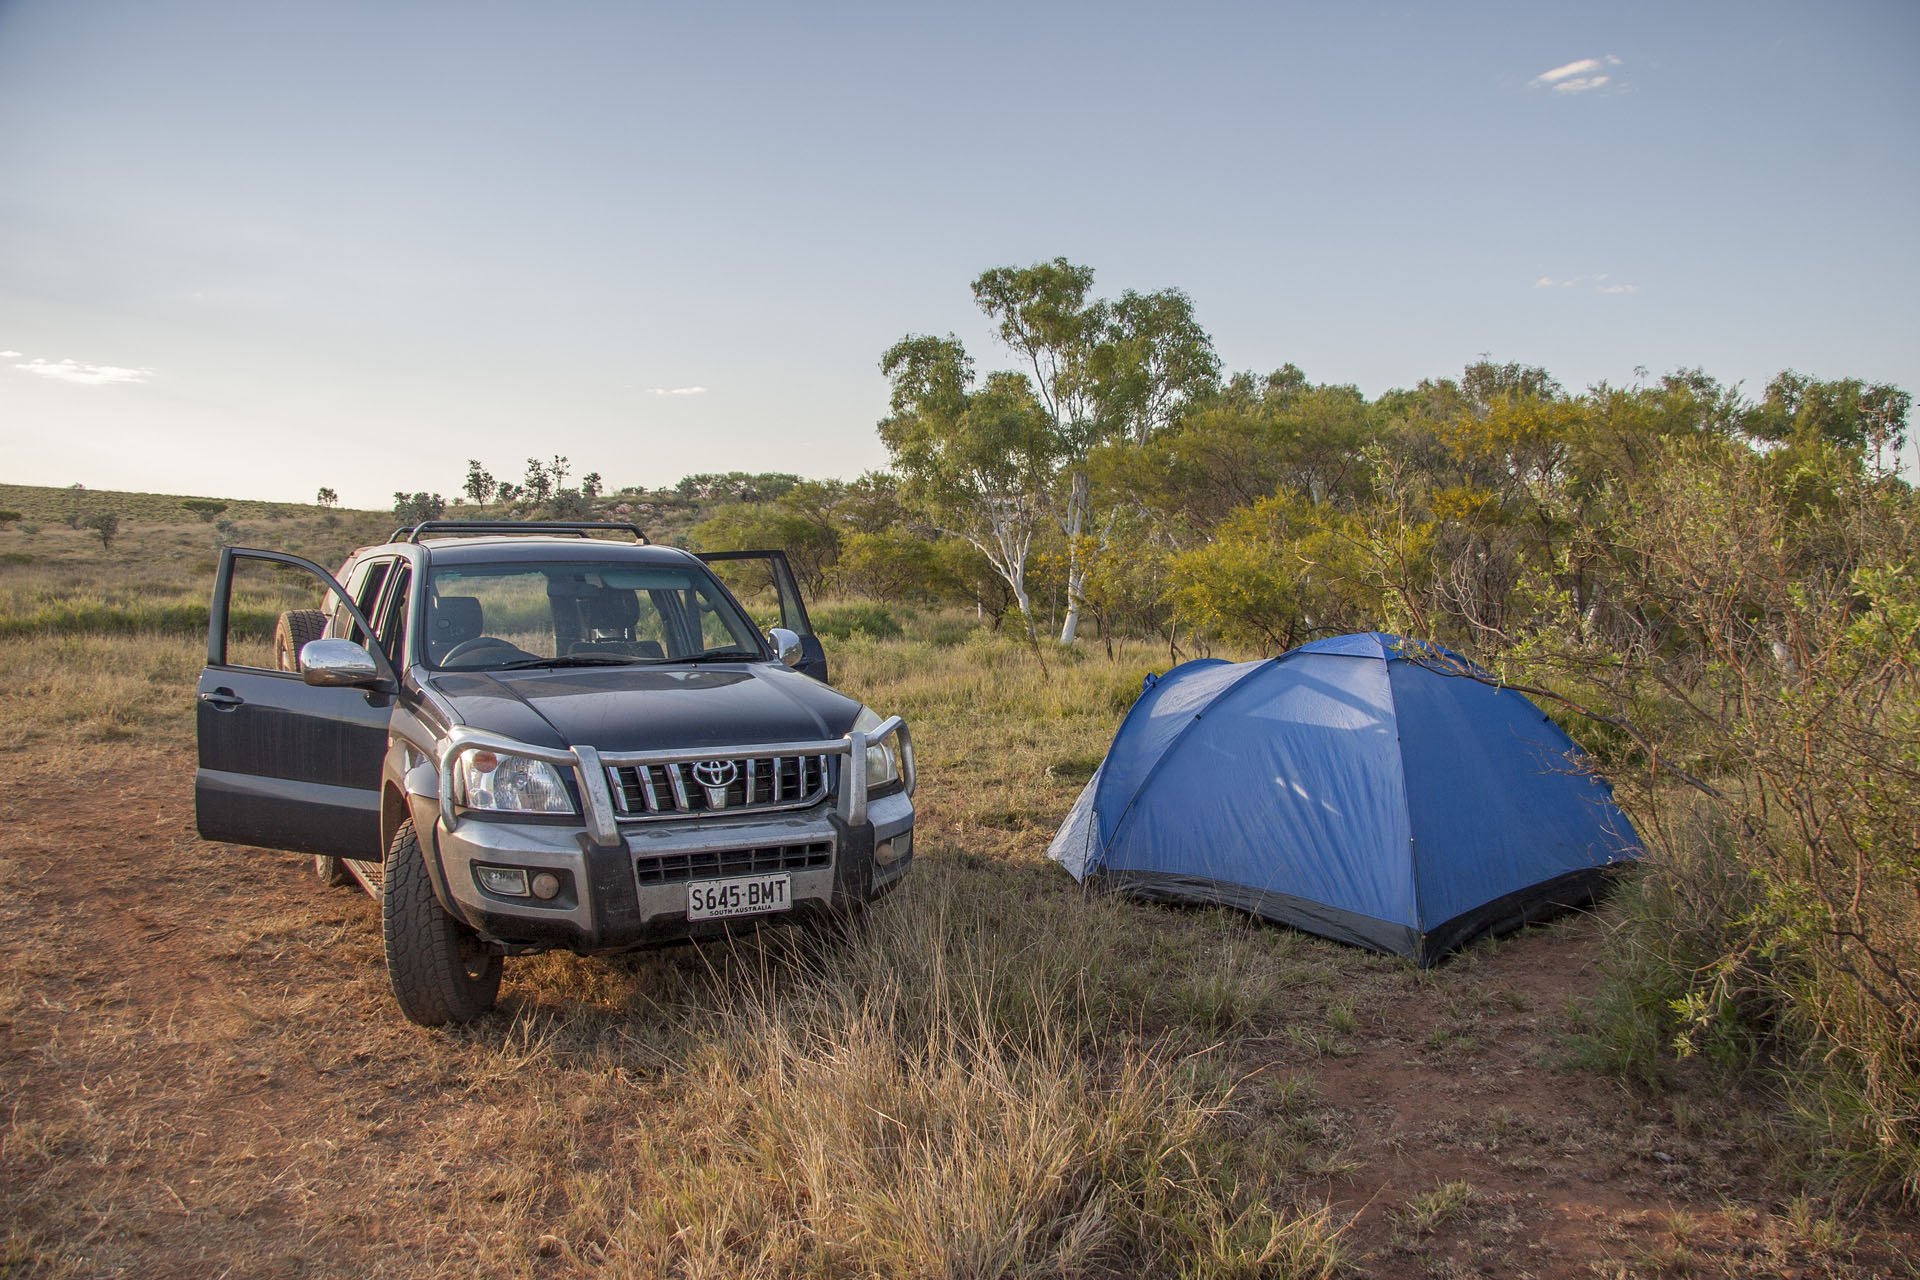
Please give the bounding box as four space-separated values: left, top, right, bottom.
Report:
687 873 792 921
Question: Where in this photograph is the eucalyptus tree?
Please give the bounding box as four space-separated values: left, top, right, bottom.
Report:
972 259 1217 643
878 334 1058 638
1089 287 1222 446
1743 371 1912 476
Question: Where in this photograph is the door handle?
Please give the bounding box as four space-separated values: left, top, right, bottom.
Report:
199 690 245 710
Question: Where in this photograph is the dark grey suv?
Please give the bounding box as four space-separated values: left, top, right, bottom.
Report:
195 522 915 1025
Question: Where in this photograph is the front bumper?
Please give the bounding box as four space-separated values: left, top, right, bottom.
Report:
430 789 914 952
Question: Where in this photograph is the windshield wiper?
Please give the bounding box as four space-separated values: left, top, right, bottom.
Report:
674 649 761 664
492 653 650 670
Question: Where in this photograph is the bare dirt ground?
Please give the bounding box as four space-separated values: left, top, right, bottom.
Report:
5 743 1915 1278
1255 923 1905 1278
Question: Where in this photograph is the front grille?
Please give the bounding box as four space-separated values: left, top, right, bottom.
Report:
608 754 830 818
634 841 833 886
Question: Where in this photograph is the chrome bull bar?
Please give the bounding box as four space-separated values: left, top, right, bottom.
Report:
438 716 912 847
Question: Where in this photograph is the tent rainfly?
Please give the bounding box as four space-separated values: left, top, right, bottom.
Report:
1048 633 1641 965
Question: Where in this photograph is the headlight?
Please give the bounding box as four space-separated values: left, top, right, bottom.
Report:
854 706 900 789
455 749 576 814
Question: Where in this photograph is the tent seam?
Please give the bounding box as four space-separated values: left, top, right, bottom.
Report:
1383 648 1426 949
1099 656 1282 864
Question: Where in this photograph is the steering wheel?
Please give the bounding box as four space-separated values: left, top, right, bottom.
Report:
441 636 528 666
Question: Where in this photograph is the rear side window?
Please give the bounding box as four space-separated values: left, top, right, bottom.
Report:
330 558 392 646
374 566 412 666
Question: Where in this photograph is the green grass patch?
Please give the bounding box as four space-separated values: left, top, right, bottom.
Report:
0 601 278 640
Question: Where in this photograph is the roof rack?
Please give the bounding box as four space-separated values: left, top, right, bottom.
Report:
391 520 651 545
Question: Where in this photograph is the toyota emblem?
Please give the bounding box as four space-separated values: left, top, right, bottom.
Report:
691 759 738 789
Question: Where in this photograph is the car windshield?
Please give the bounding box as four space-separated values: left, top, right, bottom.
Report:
423 560 764 670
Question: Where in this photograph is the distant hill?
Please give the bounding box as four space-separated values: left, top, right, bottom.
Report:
0 479 791 548
0 482 355 525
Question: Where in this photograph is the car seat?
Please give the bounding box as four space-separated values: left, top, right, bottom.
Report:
428 596 484 662
570 590 664 660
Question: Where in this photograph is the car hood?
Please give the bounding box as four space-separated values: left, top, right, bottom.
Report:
424 662 864 754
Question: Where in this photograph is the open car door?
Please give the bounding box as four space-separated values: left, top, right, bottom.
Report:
195 548 399 858
697 549 829 683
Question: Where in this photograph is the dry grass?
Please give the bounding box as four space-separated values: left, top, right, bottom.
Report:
0 546 1359 1277
488 874 1348 1278
1 753 1355 1277
3 501 1915 1278
0 509 393 644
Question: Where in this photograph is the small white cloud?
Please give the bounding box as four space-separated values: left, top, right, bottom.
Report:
1536 57 1602 83
1532 54 1622 93
14 357 153 386
1534 273 1639 295
647 385 708 396
0 350 20 358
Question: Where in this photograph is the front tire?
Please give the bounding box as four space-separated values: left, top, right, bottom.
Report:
382 820 502 1026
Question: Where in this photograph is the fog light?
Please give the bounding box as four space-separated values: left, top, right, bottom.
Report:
530 871 562 900
875 832 912 867
476 865 529 897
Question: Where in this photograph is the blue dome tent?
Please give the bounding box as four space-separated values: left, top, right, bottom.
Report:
1048 634 1641 964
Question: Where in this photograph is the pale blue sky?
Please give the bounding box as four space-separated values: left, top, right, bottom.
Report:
3 1 1915 507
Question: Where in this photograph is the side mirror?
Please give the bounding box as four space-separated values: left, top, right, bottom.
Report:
767 627 803 669
301 638 382 687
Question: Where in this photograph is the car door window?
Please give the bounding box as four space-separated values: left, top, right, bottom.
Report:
353 560 393 646
697 551 815 638
696 550 828 681
330 557 392 645
220 555 341 671
374 565 413 666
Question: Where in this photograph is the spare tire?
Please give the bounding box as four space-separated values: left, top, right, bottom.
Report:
273 609 327 672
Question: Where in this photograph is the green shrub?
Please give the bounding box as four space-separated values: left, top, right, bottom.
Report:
1531 442 1920 1203
814 602 906 642
1572 805 1764 1088
81 511 121 549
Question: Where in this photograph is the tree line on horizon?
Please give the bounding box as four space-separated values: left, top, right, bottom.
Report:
673 261 1912 651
